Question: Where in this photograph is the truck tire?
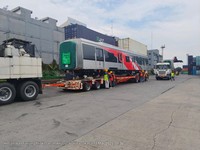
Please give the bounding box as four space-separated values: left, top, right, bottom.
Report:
0 83 16 105
83 82 91 91
19 81 39 101
93 81 100 90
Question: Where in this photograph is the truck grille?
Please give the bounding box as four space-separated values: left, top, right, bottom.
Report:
159 71 166 75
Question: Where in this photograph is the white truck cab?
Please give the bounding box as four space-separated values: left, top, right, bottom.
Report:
154 62 172 80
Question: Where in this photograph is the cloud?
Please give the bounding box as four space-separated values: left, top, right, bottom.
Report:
0 0 199 64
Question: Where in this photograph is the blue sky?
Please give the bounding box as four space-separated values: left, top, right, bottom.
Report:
0 0 199 65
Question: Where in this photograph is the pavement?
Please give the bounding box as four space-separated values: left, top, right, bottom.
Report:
58 76 200 150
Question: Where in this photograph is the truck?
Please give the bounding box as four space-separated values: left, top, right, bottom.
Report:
43 38 149 91
154 60 175 80
0 39 42 105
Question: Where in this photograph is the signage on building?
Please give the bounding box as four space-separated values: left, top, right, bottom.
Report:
96 37 104 42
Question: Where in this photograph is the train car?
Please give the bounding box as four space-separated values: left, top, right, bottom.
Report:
59 38 147 76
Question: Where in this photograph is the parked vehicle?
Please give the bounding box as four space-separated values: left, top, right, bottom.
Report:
0 39 42 105
154 62 172 80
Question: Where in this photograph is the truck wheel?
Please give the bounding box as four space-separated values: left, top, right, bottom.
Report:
93 81 100 90
0 83 16 105
19 81 39 101
83 82 91 91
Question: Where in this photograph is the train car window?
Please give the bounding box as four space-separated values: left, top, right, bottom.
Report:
118 53 122 63
83 44 95 60
105 51 117 62
126 56 130 62
132 56 136 62
136 57 142 65
96 48 103 61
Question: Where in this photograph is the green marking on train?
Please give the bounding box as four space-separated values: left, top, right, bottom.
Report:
62 52 71 65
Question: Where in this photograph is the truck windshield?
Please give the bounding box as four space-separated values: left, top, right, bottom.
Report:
156 65 170 69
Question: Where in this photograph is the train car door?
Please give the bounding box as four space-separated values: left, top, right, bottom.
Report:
118 53 124 69
95 48 104 69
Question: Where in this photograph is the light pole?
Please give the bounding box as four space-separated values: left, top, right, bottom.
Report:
161 45 165 61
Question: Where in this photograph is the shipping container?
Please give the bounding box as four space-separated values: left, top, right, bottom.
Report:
188 55 193 66
182 65 188 74
193 66 196 75
64 24 117 46
182 65 188 69
196 56 200 66
118 38 147 56
196 70 200 75
182 68 188 71
196 66 200 70
188 65 193 75
181 71 188 74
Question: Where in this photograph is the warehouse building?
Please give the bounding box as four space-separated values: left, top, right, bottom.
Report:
148 49 163 69
0 6 64 64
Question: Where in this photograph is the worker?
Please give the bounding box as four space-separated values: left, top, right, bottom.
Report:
171 70 175 81
108 71 114 87
104 69 109 89
144 70 149 81
140 70 145 82
111 71 116 87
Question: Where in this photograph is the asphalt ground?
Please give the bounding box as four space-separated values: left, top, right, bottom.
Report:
58 75 200 150
0 75 194 150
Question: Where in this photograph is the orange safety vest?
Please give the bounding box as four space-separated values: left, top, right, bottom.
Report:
109 73 114 81
140 72 143 77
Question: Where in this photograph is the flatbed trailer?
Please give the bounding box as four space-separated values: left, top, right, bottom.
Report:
43 77 104 91
43 72 148 91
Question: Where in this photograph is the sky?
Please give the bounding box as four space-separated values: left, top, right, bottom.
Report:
0 0 200 65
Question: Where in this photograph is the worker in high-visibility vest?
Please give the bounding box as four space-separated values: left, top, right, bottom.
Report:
171 70 175 81
104 69 109 89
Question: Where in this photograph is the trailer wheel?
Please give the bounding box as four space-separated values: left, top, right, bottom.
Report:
93 81 100 90
0 83 16 105
19 81 39 101
83 82 91 91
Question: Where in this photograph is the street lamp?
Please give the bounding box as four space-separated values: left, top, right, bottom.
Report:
161 45 165 61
